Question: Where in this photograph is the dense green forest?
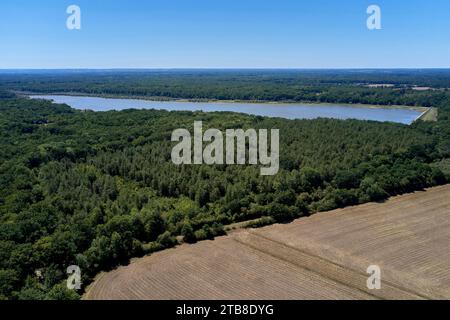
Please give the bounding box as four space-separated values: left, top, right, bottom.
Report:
2 69 450 106
0 71 450 300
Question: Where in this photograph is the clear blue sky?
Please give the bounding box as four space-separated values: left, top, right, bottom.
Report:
1 0 449 68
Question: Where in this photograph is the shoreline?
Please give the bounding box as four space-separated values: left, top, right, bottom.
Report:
21 91 430 113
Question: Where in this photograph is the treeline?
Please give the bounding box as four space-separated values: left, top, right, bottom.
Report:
1 70 450 107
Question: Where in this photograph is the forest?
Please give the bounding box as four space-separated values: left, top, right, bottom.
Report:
0 70 449 300
2 69 450 107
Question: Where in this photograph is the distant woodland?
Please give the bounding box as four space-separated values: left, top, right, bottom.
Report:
2 69 450 106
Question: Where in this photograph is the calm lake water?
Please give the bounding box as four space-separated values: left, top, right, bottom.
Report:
31 95 423 124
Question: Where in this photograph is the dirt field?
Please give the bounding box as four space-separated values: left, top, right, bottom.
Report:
84 185 450 300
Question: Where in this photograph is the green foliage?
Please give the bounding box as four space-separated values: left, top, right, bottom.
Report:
0 70 449 300
45 283 80 300
0 269 19 297
2 70 450 104
181 221 196 243
156 231 177 248
244 216 276 229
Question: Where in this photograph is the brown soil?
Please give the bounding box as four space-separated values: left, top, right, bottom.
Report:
85 185 450 300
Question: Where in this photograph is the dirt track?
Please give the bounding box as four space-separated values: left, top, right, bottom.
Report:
85 184 450 300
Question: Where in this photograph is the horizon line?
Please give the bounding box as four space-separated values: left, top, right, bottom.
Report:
1 67 450 71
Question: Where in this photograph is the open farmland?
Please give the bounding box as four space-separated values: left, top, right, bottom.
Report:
85 185 450 300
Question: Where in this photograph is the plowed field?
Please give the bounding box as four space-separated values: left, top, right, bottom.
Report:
85 185 450 300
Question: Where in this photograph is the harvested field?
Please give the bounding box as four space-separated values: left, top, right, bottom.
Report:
85 185 450 300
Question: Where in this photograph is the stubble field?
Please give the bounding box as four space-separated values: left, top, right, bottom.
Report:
85 185 450 300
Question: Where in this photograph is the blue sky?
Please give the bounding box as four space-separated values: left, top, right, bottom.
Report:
1 0 449 68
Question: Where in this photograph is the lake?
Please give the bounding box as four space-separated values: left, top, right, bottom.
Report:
30 95 423 124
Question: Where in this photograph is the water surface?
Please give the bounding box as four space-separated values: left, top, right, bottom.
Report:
31 95 422 124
